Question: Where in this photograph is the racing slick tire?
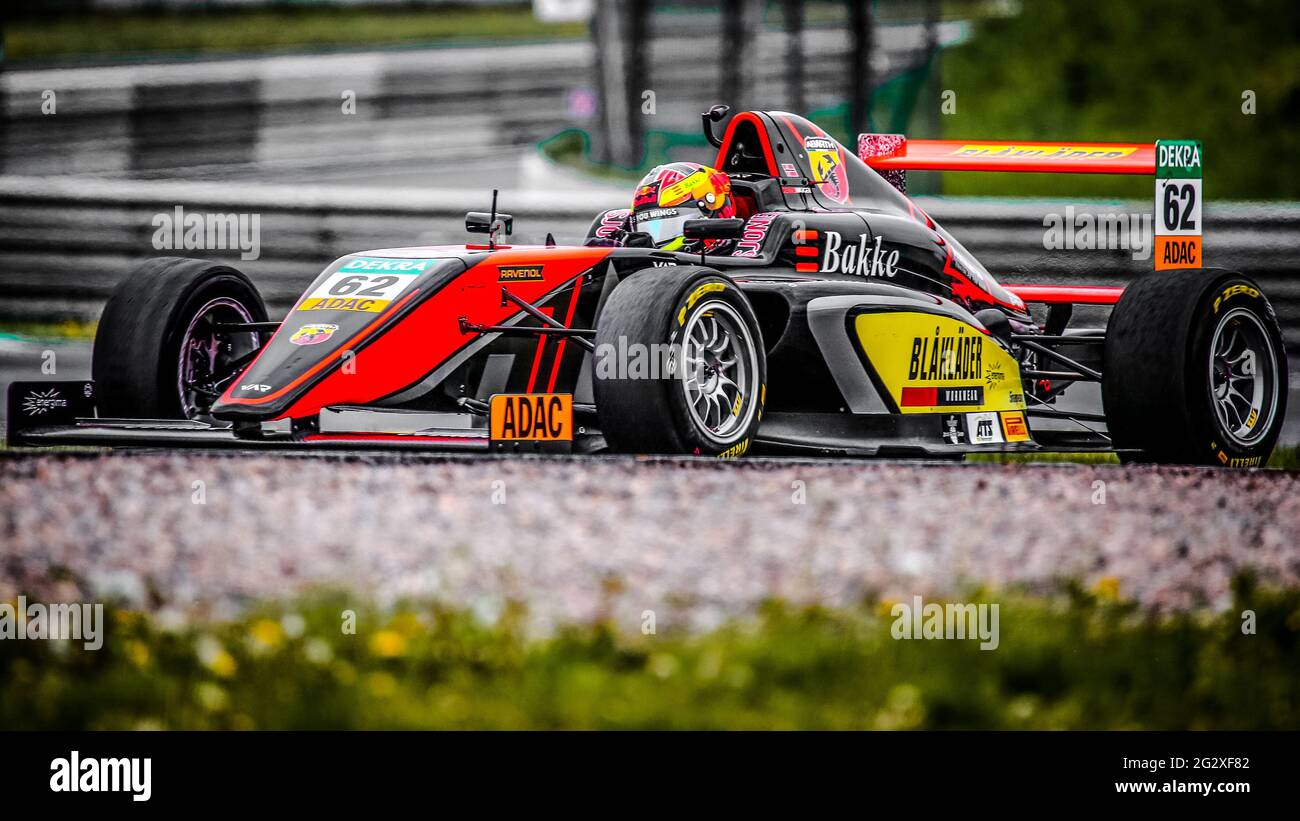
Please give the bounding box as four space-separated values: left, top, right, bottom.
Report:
593 266 766 456
1102 267 1287 466
93 257 268 422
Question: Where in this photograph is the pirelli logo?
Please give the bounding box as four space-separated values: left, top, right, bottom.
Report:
498 265 545 282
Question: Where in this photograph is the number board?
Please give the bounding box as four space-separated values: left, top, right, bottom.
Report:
1154 140 1202 270
489 393 574 452
298 258 434 313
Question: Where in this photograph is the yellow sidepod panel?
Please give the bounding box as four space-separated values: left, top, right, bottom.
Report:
854 312 1027 414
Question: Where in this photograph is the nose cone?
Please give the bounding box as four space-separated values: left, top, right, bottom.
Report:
211 256 468 421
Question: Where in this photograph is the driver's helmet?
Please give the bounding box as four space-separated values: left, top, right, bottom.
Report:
629 162 734 251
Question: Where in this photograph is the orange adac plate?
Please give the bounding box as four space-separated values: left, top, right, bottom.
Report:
865 140 1156 175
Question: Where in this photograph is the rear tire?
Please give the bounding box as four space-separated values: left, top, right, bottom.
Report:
1102 268 1287 466
93 257 267 421
593 266 766 455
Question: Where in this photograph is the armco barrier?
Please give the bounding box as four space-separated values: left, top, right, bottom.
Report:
0 174 1297 351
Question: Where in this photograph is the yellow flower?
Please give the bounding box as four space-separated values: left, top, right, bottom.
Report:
194 682 229 712
196 636 238 678
369 630 407 658
249 618 283 650
1092 576 1121 602
208 650 237 678
126 640 150 668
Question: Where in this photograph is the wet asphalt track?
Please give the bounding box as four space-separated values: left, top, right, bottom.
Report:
2 449 1298 633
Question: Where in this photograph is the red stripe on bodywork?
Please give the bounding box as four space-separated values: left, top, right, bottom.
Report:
713 111 779 176
1005 285 1126 305
524 307 555 393
547 273 585 393
901 387 938 406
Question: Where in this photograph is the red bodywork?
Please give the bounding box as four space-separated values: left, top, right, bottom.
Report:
1005 285 1125 305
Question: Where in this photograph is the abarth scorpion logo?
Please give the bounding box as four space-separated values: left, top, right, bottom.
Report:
22 388 68 416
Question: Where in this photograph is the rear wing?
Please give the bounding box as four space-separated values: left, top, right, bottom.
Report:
858 134 1203 280
860 138 1156 175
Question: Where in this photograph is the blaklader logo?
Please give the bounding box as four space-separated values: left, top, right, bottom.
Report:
50 751 151 802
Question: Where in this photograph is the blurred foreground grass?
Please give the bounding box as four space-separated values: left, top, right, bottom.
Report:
0 320 97 342
3 581 1297 729
7 6 585 63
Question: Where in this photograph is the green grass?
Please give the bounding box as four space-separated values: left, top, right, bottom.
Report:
966 451 1120 465
937 0 1300 200
0 320 97 342
3 581 1298 729
6 6 586 63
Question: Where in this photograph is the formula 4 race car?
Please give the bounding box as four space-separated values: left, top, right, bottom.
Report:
7 108 1288 465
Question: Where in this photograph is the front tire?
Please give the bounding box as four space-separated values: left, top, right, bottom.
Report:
593 266 766 455
1102 268 1287 466
93 257 267 421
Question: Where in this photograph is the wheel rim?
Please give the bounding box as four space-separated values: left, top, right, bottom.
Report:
1207 306 1278 447
676 299 759 444
177 297 259 421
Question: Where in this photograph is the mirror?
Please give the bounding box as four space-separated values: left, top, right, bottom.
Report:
465 211 513 236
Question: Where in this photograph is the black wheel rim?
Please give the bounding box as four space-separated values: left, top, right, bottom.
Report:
1207 306 1278 448
177 297 260 421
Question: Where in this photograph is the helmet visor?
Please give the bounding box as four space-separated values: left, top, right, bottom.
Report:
632 207 693 249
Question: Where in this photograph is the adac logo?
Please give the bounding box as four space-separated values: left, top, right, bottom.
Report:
21 388 68 416
498 265 544 282
290 323 339 346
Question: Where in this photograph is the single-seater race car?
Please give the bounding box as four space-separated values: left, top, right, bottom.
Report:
8 107 1288 466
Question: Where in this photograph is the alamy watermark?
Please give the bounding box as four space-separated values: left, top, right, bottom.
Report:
1043 206 1153 261
594 337 695 381
0 596 104 650
50 751 151 802
890 595 999 650
151 205 261 261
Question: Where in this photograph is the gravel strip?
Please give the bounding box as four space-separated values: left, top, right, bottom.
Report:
2 452 1299 633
